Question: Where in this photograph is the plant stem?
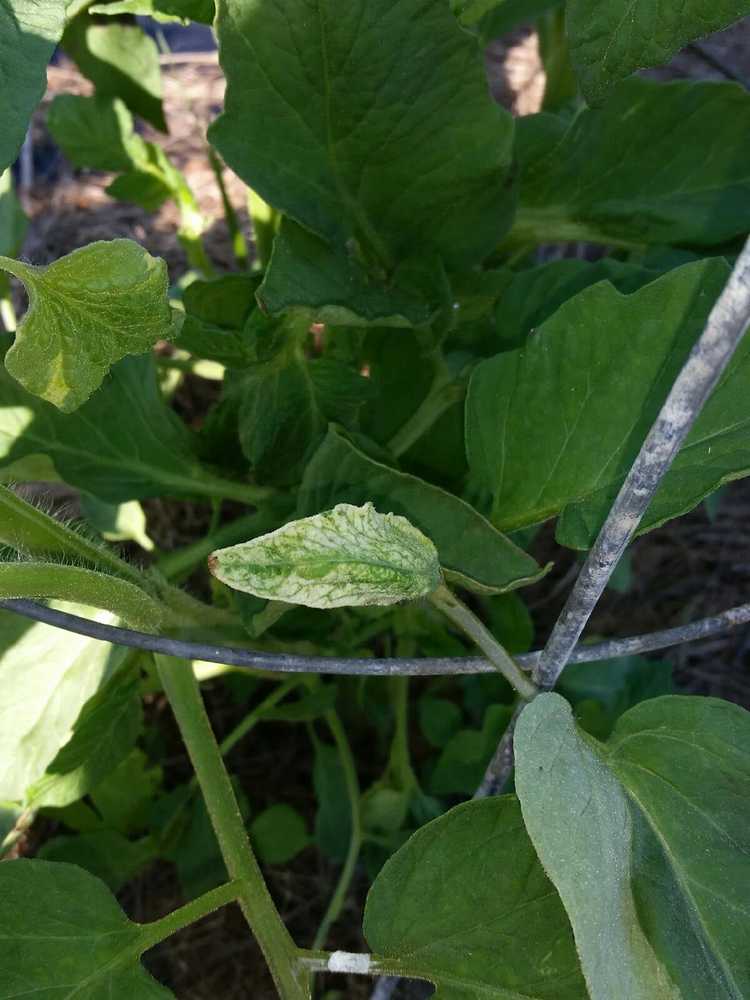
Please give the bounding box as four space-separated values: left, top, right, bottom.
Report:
387 374 464 458
208 146 248 269
137 880 241 952
533 234 750 691
473 701 524 799
154 655 309 1000
0 562 163 632
429 583 537 700
217 678 301 762
0 484 141 583
157 506 287 581
313 711 362 950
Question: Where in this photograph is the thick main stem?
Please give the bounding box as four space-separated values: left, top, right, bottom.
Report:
429 583 537 699
154 655 308 1000
534 235 750 691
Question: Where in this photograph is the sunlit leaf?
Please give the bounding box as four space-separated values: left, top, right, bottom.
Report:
210 502 442 609
210 0 515 272
0 240 174 411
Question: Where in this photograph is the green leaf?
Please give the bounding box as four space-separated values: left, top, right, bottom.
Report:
229 317 375 485
418 696 463 749
515 693 750 999
298 427 546 594
250 803 309 865
429 703 512 795
62 14 166 131
81 494 154 551
0 859 174 997
557 655 672 740
258 219 435 327
364 795 585 998
210 0 515 272
90 748 163 835
568 0 750 102
467 258 750 543
0 240 174 411
37 830 155 892
209 502 442 609
510 79 750 250
0 0 65 173
492 256 663 352
477 0 561 37
0 606 125 804
47 94 142 173
176 273 258 366
0 354 256 504
27 668 142 809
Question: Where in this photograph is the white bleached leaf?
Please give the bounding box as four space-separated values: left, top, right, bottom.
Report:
208 502 441 609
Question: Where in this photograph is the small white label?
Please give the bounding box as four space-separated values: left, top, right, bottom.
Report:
328 951 372 975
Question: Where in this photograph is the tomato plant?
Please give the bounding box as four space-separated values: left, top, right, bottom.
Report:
1 1 750 998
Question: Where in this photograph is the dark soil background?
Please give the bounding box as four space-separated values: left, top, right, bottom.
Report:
9 15 750 1000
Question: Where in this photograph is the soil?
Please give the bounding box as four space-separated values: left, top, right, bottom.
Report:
7 14 750 1000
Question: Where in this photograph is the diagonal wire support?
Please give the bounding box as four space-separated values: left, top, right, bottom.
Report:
533 236 750 691
475 235 750 803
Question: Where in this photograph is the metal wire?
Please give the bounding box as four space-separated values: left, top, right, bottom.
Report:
1 596 749 676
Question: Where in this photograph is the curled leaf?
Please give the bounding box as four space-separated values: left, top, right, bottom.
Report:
209 502 441 609
0 239 174 412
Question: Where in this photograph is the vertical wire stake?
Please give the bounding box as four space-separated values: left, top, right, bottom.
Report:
534 236 750 691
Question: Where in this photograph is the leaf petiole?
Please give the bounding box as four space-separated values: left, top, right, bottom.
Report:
429 582 538 700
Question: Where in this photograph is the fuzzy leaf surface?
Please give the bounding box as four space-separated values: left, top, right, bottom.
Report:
299 427 545 594
364 796 586 998
0 860 173 998
0 240 174 411
568 0 750 102
209 502 441 609
0 0 65 173
466 258 750 543
210 0 515 271
515 693 750 999
509 79 750 250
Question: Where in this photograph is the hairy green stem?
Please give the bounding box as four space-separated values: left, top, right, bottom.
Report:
137 880 241 952
154 655 308 1000
429 583 538 700
157 506 287 582
313 711 362 950
0 484 141 583
0 562 163 632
